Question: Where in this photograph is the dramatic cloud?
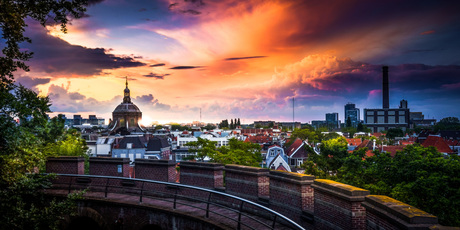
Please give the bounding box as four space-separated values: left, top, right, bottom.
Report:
143 73 170 79
15 76 51 91
169 66 204 69
224 56 267 61
24 21 145 76
150 63 166 67
134 94 172 110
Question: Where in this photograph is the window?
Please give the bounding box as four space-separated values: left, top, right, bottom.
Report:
127 143 132 149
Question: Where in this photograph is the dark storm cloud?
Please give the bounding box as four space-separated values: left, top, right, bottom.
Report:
24 21 146 76
15 76 51 90
224 56 267 61
150 63 166 67
169 66 204 69
180 9 201 15
143 73 170 79
134 94 171 110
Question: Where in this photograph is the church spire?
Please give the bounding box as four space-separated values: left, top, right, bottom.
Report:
123 76 131 103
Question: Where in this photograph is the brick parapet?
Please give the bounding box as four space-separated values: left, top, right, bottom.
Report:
46 156 85 174
313 179 369 230
268 170 315 225
362 195 438 230
89 157 130 177
179 161 224 189
134 159 177 182
224 164 269 202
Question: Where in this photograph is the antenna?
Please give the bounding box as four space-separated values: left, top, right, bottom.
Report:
292 97 295 131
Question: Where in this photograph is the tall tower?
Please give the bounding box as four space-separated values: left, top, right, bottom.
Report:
382 66 389 109
123 76 131 103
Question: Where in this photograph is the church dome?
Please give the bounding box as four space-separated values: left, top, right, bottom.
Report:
113 103 141 113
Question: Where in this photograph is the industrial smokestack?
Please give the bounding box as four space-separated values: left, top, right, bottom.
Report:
382 66 389 109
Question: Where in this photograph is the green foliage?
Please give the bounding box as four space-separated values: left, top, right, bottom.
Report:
1 1 90 228
185 138 262 167
386 128 404 140
1 0 88 85
434 116 460 131
0 174 84 230
213 138 262 166
170 124 187 131
290 128 321 143
219 119 229 128
336 144 460 226
203 123 216 130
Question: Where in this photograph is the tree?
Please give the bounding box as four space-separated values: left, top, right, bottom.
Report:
434 117 460 131
203 123 216 131
185 137 219 161
336 144 460 226
1 0 88 85
237 118 241 126
213 139 262 166
230 119 234 129
184 138 262 167
1 1 90 228
386 128 404 140
346 117 352 128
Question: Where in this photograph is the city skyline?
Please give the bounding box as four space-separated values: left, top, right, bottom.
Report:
13 0 460 124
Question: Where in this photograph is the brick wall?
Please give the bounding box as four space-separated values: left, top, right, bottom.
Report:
179 161 224 189
362 195 438 230
313 179 369 230
46 156 85 174
89 157 130 177
134 159 177 182
269 170 315 226
225 164 269 203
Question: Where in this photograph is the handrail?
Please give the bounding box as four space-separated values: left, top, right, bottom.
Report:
45 174 305 230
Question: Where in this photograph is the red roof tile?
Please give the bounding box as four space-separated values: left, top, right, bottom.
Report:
422 136 455 154
381 146 405 157
346 138 362 146
285 138 303 157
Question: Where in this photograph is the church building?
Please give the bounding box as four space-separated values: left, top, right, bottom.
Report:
108 77 144 134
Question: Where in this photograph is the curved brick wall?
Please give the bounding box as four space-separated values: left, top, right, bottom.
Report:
47 158 454 230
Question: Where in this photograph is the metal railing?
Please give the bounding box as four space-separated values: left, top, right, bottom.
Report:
46 174 305 230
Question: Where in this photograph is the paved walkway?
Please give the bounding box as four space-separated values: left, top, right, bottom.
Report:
48 189 296 230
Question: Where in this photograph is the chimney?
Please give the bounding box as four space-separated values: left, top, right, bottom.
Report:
382 66 389 109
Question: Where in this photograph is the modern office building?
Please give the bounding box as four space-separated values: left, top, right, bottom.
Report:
344 103 360 127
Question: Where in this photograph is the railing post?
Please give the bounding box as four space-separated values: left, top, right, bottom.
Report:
237 200 244 230
173 189 178 209
104 177 109 198
206 193 212 218
68 176 73 194
139 181 145 203
271 215 277 229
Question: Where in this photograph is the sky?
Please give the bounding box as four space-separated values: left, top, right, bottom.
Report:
12 0 460 125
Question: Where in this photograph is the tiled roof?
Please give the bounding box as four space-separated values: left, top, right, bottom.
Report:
381 146 405 157
245 136 272 144
346 138 362 146
285 138 304 157
422 135 454 153
146 136 170 151
115 136 146 149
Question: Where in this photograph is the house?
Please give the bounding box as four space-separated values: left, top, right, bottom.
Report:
346 138 362 151
112 135 147 163
421 135 456 155
263 145 291 172
145 136 172 160
284 138 309 168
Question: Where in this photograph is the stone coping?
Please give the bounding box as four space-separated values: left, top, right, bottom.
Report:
135 159 176 166
364 195 438 225
269 170 315 184
179 161 224 170
47 156 85 162
313 179 369 198
225 164 269 175
89 157 130 164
